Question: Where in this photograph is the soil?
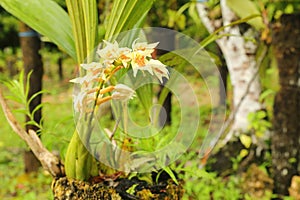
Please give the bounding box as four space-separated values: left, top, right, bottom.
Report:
52 172 183 200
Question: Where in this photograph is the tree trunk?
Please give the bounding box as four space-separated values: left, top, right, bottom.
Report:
218 0 262 138
6 55 17 77
153 31 175 127
57 55 63 81
197 0 262 141
19 22 44 173
271 14 300 197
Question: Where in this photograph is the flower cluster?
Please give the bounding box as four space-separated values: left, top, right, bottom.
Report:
97 40 169 82
71 40 169 113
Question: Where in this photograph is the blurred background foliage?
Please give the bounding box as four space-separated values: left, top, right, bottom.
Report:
0 0 300 199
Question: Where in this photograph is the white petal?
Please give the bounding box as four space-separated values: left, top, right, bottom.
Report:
132 40 159 57
114 84 135 93
97 40 120 61
132 66 138 77
80 62 104 71
69 77 83 84
112 84 135 101
132 40 159 51
148 59 169 83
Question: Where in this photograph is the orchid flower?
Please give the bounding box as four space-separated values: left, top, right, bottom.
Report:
73 91 94 113
132 39 159 57
80 62 105 75
112 84 135 101
69 73 98 89
97 41 120 65
117 47 132 68
147 59 169 83
130 51 154 77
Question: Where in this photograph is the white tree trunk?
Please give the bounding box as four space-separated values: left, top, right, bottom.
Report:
197 0 262 140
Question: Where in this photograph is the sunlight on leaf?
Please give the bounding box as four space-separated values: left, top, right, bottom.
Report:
105 0 154 41
240 134 252 149
227 0 264 30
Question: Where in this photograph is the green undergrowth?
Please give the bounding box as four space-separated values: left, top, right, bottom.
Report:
0 150 53 199
0 50 285 199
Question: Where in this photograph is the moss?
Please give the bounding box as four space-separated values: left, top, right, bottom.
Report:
52 177 184 200
164 180 184 200
136 189 155 200
52 177 121 200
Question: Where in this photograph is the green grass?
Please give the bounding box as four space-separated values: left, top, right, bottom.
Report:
1 89 64 199
0 50 76 199
0 100 54 199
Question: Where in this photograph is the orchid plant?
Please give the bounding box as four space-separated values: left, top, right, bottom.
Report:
65 39 169 180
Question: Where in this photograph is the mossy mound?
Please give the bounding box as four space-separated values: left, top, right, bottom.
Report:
52 176 183 200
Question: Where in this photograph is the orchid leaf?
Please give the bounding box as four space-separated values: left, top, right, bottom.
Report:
66 0 98 63
0 0 76 59
105 0 154 41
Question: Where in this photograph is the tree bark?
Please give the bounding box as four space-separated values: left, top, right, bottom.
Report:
153 31 175 127
197 0 262 142
57 55 64 81
19 22 44 172
271 14 300 197
219 0 262 138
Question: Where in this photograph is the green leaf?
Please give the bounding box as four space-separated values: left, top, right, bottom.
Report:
27 91 46 108
81 0 98 62
12 108 28 115
189 2 202 28
200 14 261 48
66 0 86 63
135 84 153 113
239 134 252 149
159 51 187 68
259 89 275 102
66 0 98 64
256 110 267 119
288 157 297 164
126 184 138 195
239 149 249 159
226 0 264 30
162 166 178 185
0 0 76 59
65 131 78 179
105 0 154 41
31 103 46 121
